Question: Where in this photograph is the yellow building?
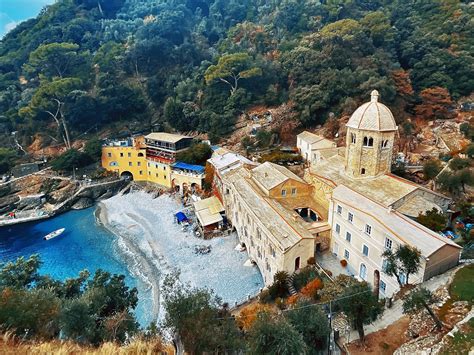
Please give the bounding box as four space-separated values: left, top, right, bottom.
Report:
102 137 148 181
101 133 205 191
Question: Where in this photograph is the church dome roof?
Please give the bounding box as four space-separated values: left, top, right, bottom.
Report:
346 90 397 132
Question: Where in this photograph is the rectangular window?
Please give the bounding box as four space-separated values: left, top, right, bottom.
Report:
362 244 369 256
400 273 407 285
137 162 141 166
164 166 166 170
365 224 372 235
337 205 342 215
120 153 124 157
291 188 297 196
139 170 143 175
380 280 386 294
344 249 350 259
107 152 112 158
128 162 132 166
155 164 158 168
127 152 131 157
155 173 158 177
385 237 393 250
164 175 166 179
147 162 150 167
335 224 340 234
346 232 351 243
281 189 287 197
148 171 150 175
382 259 388 272
348 212 353 223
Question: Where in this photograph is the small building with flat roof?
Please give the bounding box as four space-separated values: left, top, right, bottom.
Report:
193 196 225 236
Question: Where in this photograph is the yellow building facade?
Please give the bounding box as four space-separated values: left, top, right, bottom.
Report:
101 134 205 190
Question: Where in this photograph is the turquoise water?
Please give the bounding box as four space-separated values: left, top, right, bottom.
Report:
0 208 153 326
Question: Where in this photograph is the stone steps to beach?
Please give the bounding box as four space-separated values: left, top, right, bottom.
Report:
287 273 297 296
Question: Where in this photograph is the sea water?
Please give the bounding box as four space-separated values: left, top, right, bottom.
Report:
0 208 153 326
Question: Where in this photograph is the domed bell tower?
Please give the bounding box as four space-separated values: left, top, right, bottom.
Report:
344 90 398 179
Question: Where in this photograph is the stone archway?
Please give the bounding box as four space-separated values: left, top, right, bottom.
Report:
120 171 133 181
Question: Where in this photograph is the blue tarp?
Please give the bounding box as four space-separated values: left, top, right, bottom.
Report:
172 162 205 173
175 212 188 222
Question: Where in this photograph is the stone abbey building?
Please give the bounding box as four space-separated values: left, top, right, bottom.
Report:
298 90 461 297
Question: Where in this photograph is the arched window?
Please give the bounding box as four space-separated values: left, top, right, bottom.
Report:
138 152 144 157
360 263 367 280
361 168 366 175
381 140 389 148
363 137 368 146
368 137 374 147
351 133 356 144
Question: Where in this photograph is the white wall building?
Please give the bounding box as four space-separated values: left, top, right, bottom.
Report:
297 131 337 164
329 185 461 297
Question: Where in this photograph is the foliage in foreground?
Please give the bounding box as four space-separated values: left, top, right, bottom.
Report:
382 245 422 286
403 287 442 330
0 255 139 345
161 273 243 354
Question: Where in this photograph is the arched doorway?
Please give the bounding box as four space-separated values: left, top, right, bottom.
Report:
120 171 133 181
294 256 300 271
172 179 179 192
359 263 367 281
373 270 380 298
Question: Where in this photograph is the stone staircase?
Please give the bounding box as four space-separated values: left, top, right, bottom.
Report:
287 273 297 296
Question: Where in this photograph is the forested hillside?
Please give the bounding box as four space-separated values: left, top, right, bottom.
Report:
0 0 472 151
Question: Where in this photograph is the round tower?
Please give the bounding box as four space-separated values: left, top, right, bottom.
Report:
344 90 398 179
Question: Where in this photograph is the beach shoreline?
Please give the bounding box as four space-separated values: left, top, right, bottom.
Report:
96 191 264 323
95 202 162 324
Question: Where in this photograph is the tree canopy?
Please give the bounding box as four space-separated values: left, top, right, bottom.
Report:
0 0 471 149
0 255 138 344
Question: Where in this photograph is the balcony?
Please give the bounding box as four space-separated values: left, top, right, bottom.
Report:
171 169 204 178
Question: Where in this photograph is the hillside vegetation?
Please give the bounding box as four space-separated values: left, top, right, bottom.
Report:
0 0 472 152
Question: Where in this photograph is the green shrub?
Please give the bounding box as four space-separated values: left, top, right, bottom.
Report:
268 271 290 300
293 266 319 291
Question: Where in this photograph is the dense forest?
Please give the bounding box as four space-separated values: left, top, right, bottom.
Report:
0 0 472 150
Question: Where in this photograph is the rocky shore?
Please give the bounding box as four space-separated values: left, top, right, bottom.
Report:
0 174 127 227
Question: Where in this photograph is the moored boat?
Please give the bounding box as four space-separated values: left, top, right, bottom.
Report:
43 228 65 240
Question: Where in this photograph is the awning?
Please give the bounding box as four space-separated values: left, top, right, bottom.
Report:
193 196 225 227
172 162 205 173
196 208 223 227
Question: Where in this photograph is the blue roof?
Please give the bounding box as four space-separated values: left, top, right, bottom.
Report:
175 212 188 222
172 162 205 173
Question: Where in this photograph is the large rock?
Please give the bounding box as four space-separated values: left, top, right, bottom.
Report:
71 197 94 210
0 194 20 214
16 195 45 210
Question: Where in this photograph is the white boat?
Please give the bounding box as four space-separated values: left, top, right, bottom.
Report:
43 228 65 240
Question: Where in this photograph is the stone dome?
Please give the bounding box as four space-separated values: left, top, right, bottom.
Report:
346 90 397 132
